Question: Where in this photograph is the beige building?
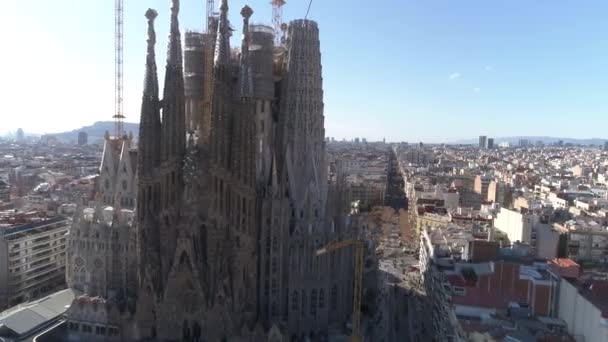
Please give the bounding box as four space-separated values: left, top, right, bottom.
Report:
474 175 491 201
0 215 69 311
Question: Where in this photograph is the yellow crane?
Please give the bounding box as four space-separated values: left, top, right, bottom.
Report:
315 238 365 342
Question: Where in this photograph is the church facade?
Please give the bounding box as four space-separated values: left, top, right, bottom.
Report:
66 1 357 341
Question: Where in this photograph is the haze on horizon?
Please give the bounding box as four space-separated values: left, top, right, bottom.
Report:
2 0 608 142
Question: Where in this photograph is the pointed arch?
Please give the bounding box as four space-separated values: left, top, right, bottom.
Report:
178 251 192 272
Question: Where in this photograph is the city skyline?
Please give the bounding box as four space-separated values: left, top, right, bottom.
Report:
3 0 608 142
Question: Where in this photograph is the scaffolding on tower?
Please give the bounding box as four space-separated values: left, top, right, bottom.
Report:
113 0 125 138
271 0 286 46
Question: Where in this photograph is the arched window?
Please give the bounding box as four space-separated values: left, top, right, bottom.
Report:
271 258 277 274
319 289 325 308
301 290 306 316
182 320 191 341
331 285 337 310
310 289 317 315
292 291 299 311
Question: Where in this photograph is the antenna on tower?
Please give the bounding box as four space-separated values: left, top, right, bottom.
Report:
113 0 125 139
271 0 286 46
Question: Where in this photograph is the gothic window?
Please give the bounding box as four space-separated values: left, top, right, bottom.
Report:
271 258 277 274
292 291 299 311
310 289 317 315
265 235 271 253
319 289 325 308
271 302 278 317
178 252 192 272
271 278 277 295
331 285 337 310
301 290 306 316
182 320 191 341
122 180 127 191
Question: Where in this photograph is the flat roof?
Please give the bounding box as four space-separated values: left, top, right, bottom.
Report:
1 216 68 238
0 289 74 338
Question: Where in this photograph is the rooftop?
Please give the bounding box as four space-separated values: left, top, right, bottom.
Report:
0 215 68 240
0 289 74 340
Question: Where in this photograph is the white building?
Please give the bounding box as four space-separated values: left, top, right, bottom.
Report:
558 278 608 342
493 207 535 244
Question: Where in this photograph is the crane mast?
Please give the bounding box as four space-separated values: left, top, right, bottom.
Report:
271 0 286 46
113 0 125 138
207 0 219 31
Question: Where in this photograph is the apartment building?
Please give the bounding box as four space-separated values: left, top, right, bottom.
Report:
556 219 608 262
0 214 69 310
420 224 565 341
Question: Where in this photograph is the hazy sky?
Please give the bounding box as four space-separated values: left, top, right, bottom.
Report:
3 0 608 142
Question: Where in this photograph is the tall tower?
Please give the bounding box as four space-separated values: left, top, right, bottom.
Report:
136 8 162 291
160 0 187 200
184 31 205 132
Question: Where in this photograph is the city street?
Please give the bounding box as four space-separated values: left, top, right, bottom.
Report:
367 208 430 342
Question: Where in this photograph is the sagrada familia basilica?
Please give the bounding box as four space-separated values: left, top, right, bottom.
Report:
65 0 359 340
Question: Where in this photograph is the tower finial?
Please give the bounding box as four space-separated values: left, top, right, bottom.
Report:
214 0 231 65
239 5 253 97
144 9 158 97
145 9 158 42
167 0 182 67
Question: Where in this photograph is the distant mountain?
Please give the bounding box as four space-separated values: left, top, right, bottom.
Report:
449 136 608 146
47 121 139 144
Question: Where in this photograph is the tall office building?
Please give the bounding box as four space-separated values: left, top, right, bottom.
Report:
16 129 24 143
479 135 487 149
66 1 356 340
487 138 494 149
77 132 88 146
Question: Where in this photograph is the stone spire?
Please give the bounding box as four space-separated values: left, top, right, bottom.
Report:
136 9 164 295
138 8 161 180
239 5 253 98
214 0 231 66
161 0 186 163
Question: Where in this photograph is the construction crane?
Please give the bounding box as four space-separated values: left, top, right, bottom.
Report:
315 238 365 342
113 0 125 138
271 0 286 46
206 0 219 31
